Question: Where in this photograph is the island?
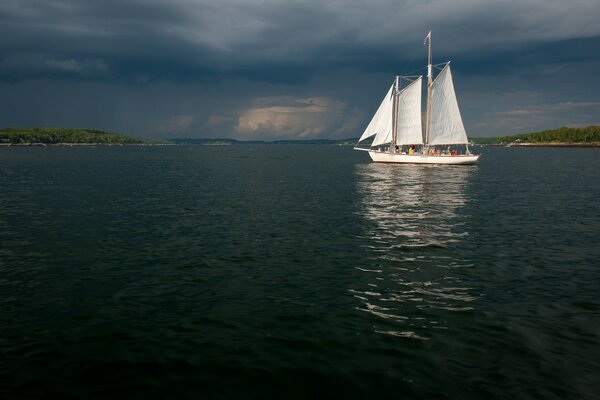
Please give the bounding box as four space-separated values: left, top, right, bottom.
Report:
471 126 600 147
0 128 147 145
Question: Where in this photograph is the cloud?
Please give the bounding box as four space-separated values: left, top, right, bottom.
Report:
44 58 109 75
234 97 358 140
2 0 600 83
0 54 110 80
1 1 599 138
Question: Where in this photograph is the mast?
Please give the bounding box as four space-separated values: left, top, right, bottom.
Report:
424 31 432 146
391 76 399 154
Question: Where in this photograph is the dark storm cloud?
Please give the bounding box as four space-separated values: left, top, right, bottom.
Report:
1 0 599 138
0 0 215 82
3 0 600 83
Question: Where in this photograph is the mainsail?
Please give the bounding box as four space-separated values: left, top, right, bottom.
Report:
358 84 394 144
428 65 468 145
359 78 423 146
395 77 423 145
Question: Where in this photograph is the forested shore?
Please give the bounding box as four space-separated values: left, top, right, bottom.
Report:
471 126 600 145
0 128 144 145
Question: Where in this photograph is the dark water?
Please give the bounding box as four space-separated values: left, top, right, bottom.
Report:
1 145 599 399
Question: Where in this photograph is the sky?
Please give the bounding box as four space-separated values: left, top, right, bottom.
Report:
1 0 599 140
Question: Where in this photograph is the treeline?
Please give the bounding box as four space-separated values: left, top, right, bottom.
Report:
472 126 600 144
0 128 143 144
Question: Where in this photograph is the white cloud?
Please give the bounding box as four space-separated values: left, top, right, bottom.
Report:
234 96 358 140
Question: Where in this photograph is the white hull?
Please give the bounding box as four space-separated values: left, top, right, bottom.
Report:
368 150 479 165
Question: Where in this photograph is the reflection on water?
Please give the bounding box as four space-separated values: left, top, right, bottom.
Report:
353 164 478 339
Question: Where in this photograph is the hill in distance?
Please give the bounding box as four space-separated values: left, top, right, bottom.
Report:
0 128 146 144
471 126 600 145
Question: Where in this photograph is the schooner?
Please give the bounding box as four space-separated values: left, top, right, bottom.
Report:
354 31 480 165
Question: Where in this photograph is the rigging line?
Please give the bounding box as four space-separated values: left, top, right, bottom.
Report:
399 65 428 77
399 75 422 81
399 42 431 77
399 48 419 76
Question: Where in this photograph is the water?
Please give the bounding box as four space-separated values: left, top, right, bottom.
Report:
1 145 598 399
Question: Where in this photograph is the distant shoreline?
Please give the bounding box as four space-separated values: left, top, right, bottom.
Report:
0 142 175 147
2 126 599 147
483 142 600 148
3 142 599 148
470 126 600 145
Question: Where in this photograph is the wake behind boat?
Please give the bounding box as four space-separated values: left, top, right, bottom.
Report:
354 31 480 165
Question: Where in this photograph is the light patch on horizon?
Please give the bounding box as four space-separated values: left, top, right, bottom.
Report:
495 102 600 115
157 114 195 135
206 115 231 127
198 114 236 136
234 97 360 140
474 102 600 134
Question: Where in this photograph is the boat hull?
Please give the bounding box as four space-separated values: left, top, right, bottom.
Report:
368 150 479 165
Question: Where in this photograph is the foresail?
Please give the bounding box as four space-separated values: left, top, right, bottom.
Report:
428 65 469 145
358 84 394 146
396 77 423 145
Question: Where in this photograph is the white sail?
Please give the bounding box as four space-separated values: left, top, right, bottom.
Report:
396 77 423 145
428 65 468 145
371 112 393 146
357 84 394 146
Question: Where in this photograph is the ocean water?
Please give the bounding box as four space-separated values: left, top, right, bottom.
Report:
0 145 598 399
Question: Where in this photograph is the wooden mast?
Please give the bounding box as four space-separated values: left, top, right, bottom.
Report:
424 31 432 148
391 76 399 154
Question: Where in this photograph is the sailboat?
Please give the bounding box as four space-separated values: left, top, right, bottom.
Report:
354 31 480 165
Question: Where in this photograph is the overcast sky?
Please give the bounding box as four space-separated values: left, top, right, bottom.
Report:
1 0 599 139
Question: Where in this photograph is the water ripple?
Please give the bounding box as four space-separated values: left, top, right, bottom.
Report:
353 164 479 339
